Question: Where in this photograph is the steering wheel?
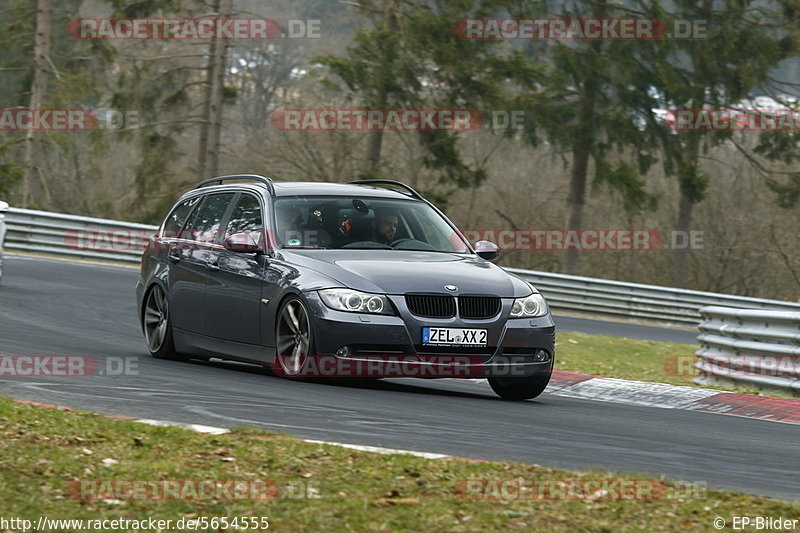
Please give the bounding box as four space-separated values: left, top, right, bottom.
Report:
388 238 437 251
340 240 392 249
388 238 413 247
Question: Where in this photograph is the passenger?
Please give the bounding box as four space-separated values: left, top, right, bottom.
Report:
372 208 399 245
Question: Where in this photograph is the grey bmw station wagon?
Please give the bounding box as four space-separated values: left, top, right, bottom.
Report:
136 176 555 400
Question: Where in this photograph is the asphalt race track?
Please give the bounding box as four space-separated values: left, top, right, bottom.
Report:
554 314 698 344
0 254 797 501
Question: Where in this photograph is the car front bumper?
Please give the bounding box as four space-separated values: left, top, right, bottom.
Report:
300 291 555 379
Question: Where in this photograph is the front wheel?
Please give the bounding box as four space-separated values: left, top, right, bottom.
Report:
488 374 551 400
143 285 182 360
274 297 314 377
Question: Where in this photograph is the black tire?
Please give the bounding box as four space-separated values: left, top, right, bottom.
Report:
488 373 551 401
274 296 315 377
142 285 182 360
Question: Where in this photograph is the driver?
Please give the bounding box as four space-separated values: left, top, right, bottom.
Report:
372 208 399 245
275 203 302 244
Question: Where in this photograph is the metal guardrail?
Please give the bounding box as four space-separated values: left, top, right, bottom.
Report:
5 208 800 328
695 306 800 394
4 207 156 263
506 268 800 325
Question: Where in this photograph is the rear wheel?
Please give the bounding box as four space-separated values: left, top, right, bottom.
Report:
488 374 551 401
143 285 182 360
275 297 313 377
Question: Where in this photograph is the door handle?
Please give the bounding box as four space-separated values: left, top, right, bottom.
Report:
206 261 220 272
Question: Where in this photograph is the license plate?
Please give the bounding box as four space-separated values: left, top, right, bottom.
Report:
422 327 487 346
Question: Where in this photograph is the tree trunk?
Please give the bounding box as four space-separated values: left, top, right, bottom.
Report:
22 0 51 208
562 137 592 274
671 21 707 289
365 0 398 172
561 1 605 275
672 192 694 287
198 0 232 180
672 136 702 288
366 127 384 170
561 52 600 275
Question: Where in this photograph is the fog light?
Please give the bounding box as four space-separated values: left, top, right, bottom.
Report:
336 346 351 357
533 350 550 362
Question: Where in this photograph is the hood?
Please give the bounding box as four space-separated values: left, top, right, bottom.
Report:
280 249 532 297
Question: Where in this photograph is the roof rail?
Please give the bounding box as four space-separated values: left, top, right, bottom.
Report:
195 174 275 196
347 179 423 200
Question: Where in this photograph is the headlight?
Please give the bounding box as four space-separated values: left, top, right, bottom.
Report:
318 289 394 315
510 292 548 318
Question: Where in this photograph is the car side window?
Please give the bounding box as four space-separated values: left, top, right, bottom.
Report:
183 193 235 243
226 194 263 234
162 196 201 238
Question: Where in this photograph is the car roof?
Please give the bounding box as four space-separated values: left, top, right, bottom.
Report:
272 181 417 200
182 180 421 202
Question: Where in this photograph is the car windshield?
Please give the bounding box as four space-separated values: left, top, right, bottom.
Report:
273 196 471 253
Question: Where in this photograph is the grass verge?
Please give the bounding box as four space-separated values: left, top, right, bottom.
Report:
554 331 798 399
1 397 798 532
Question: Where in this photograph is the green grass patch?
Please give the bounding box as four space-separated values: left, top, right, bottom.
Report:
554 331 699 386
1 397 798 532
554 331 798 398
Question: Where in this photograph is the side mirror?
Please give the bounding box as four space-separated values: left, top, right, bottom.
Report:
0 201 8 213
224 231 263 253
474 240 499 260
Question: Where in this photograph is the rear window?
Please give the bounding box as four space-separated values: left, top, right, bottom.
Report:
162 196 201 238
182 193 235 243
226 194 263 234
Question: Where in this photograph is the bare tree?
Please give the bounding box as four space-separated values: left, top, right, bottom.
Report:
22 0 51 207
198 0 232 180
